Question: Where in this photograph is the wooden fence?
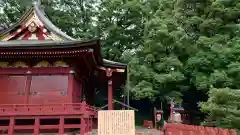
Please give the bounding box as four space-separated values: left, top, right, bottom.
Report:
137 123 237 135
165 123 237 135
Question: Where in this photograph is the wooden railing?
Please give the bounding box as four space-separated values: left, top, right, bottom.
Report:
0 102 96 117
165 123 237 135
0 102 96 135
136 124 237 135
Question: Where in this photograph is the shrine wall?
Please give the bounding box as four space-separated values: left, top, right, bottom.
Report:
30 75 68 104
72 77 82 103
0 75 69 104
0 75 26 104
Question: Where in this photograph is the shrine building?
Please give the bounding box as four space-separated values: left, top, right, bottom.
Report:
0 2 127 135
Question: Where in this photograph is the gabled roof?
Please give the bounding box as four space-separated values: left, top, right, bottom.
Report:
33 4 74 40
0 3 74 40
0 2 127 69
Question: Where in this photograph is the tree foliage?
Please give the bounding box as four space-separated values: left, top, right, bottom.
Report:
200 88 240 129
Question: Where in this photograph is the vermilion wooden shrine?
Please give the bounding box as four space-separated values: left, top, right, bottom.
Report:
0 2 127 135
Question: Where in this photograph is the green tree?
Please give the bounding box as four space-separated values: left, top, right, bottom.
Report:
97 0 148 61
129 0 190 103
200 87 240 129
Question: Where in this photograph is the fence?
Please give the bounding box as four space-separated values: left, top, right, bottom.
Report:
0 101 97 135
137 123 237 135
165 123 237 135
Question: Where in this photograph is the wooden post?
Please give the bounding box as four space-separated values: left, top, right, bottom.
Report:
108 79 113 110
67 70 74 102
24 74 32 104
86 118 89 132
80 118 86 135
59 116 64 134
8 117 14 135
154 107 156 129
89 117 92 131
106 68 113 110
170 103 174 122
33 117 40 135
230 129 236 135
80 101 86 135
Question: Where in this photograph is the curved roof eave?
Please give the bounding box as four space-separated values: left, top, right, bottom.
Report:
0 39 99 49
33 4 75 41
103 59 127 69
0 8 34 37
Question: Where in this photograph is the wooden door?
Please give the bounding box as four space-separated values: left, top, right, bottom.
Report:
0 75 26 104
29 75 68 104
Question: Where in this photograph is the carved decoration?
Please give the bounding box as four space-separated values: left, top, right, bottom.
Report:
28 22 38 33
106 68 113 77
0 62 9 68
12 61 28 68
34 61 51 67
53 61 69 67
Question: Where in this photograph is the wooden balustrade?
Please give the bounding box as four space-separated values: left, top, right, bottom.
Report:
0 103 96 117
165 123 237 135
0 102 97 134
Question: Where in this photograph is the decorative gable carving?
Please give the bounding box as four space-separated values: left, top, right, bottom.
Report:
0 4 69 41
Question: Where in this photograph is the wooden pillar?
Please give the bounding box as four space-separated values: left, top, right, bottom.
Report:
24 74 32 104
8 117 14 135
59 116 64 134
67 70 75 103
86 118 89 132
33 117 40 135
80 118 85 135
89 118 93 131
170 104 174 122
108 79 113 110
106 68 113 110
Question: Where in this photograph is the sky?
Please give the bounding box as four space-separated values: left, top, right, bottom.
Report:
0 0 3 14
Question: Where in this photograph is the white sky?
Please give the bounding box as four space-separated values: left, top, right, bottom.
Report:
0 7 3 14
0 0 3 14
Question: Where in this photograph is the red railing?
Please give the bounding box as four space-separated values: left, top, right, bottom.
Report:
0 102 96 117
136 124 237 135
0 102 96 135
165 123 237 135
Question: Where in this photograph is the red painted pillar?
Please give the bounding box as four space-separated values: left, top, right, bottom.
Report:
85 118 89 132
106 68 113 110
8 117 14 135
59 116 64 134
89 118 93 131
80 118 86 135
230 129 236 135
33 117 40 135
108 79 113 110
68 70 75 103
24 74 32 104
170 103 174 122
